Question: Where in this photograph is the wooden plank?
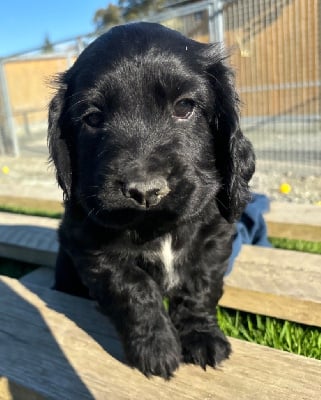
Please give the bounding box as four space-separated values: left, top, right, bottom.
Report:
0 225 57 267
0 377 46 400
224 245 321 326
20 266 54 288
21 266 321 328
228 245 321 302
2 199 321 245
10 240 320 326
265 202 321 241
220 286 321 327
267 221 321 242
265 202 321 228
0 211 60 228
1 276 320 400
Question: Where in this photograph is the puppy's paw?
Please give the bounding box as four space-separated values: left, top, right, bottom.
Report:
126 325 181 379
181 329 231 369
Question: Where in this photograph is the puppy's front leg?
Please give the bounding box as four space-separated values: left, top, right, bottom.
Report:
169 277 231 370
78 259 181 378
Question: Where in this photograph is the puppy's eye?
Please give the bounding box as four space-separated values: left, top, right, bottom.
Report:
173 99 195 119
83 112 104 128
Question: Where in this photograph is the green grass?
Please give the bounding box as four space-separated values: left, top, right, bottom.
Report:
0 204 62 219
270 237 321 254
217 307 321 360
0 257 37 279
0 196 63 219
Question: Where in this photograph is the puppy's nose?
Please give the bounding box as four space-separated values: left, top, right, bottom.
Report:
122 178 170 208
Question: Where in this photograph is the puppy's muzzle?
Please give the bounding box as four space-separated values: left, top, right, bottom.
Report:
122 178 170 208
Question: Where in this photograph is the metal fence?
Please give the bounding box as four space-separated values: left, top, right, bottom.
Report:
223 0 320 175
0 0 320 176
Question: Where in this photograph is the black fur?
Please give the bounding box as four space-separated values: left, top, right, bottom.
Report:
48 22 255 379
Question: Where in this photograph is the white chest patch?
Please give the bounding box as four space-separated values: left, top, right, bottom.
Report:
160 234 177 288
143 233 180 290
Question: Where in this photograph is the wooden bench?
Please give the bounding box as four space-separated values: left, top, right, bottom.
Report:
1 204 321 399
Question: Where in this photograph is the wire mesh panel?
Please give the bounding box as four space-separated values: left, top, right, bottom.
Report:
161 9 209 42
223 0 321 175
148 1 210 42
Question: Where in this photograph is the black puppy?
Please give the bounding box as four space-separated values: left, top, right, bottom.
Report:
48 22 255 379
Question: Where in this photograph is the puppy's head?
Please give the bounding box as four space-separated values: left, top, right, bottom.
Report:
48 22 255 228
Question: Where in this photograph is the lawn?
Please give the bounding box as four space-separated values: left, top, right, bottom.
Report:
217 307 321 359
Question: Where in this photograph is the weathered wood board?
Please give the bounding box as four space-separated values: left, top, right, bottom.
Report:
1 276 320 400
0 212 58 266
227 245 321 303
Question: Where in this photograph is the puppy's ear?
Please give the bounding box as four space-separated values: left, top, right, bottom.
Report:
202 46 255 222
214 122 255 222
48 79 72 200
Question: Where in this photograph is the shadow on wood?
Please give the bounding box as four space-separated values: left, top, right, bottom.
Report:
0 279 96 399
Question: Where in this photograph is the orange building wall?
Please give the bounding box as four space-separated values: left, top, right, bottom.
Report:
4 55 74 127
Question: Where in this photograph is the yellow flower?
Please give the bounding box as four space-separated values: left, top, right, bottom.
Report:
279 183 291 194
1 165 10 174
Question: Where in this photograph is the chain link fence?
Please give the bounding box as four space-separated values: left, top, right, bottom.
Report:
0 0 320 178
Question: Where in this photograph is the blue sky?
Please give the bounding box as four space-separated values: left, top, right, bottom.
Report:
0 1 110 57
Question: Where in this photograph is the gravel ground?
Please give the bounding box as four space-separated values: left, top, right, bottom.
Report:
0 155 62 201
251 165 321 205
1 153 320 205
